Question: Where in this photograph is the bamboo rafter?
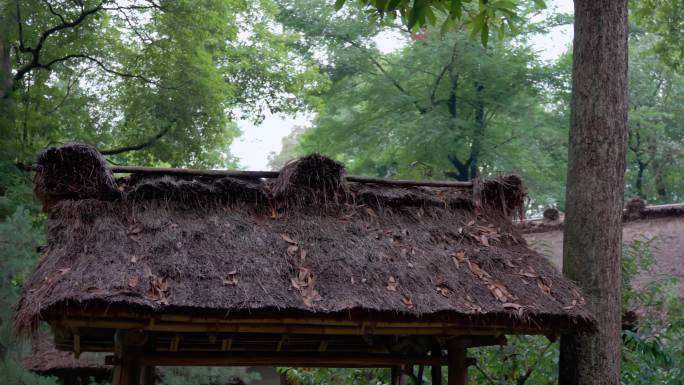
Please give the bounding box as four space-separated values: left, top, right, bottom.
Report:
108 165 474 188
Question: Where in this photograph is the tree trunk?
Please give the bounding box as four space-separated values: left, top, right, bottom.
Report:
0 36 15 140
0 38 11 99
469 81 485 179
559 1 628 385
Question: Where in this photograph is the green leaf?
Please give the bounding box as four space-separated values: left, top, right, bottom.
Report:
481 22 489 46
334 0 346 11
388 0 403 10
533 0 546 8
450 0 463 20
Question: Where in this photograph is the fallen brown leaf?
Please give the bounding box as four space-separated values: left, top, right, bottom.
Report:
503 302 525 317
435 284 450 298
386 276 398 291
280 234 298 245
401 296 415 309
128 276 139 288
287 245 299 257
222 270 238 286
128 224 143 241
563 299 578 310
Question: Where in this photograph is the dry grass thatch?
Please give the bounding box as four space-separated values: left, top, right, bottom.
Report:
16 144 594 334
21 335 109 373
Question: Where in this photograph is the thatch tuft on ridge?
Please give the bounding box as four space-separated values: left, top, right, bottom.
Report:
271 153 348 206
33 143 120 210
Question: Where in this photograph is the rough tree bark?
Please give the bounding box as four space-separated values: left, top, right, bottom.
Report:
559 1 628 385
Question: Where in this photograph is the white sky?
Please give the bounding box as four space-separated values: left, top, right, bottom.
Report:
231 0 574 170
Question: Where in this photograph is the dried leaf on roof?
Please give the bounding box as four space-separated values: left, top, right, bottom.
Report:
280 234 297 245
401 296 415 309
386 276 398 292
222 270 238 286
14 145 596 335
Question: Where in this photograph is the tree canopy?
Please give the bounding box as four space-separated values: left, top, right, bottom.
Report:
1 0 322 167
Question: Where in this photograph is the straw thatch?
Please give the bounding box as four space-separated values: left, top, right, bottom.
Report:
15 144 593 335
21 335 109 373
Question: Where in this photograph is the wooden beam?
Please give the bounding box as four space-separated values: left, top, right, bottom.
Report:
134 352 448 368
59 318 541 337
447 342 468 385
108 165 473 188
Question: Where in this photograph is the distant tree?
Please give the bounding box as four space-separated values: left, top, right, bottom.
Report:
625 34 684 202
631 0 684 71
0 0 322 167
279 0 569 206
267 125 307 170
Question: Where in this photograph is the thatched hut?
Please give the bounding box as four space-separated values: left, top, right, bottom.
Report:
22 334 111 385
16 144 594 385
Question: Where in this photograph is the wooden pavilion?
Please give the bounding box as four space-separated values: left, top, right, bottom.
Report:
15 144 594 385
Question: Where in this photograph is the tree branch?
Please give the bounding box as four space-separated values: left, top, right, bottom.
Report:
41 0 67 25
41 53 160 85
345 39 429 114
516 340 555 385
15 0 28 53
430 38 460 106
13 1 103 83
100 127 169 155
473 363 498 385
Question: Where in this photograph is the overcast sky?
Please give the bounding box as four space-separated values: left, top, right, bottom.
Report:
231 0 574 170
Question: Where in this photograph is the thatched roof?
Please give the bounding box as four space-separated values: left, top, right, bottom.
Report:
21 335 109 373
15 144 593 337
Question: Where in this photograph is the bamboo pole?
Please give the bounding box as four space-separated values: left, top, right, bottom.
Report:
108 165 473 188
60 318 507 336
56 315 559 337
136 352 447 367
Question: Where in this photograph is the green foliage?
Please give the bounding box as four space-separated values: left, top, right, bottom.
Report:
279 0 568 207
279 367 391 385
160 366 260 385
631 0 684 71
620 236 684 384
335 0 546 45
625 33 684 203
0 207 47 383
2 0 323 168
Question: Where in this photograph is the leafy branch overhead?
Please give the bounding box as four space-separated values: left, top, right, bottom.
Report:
334 0 546 45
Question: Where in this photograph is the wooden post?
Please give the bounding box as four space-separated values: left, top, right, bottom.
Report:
447 343 468 385
141 365 156 385
391 366 406 385
113 350 142 385
112 330 148 385
431 365 442 385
